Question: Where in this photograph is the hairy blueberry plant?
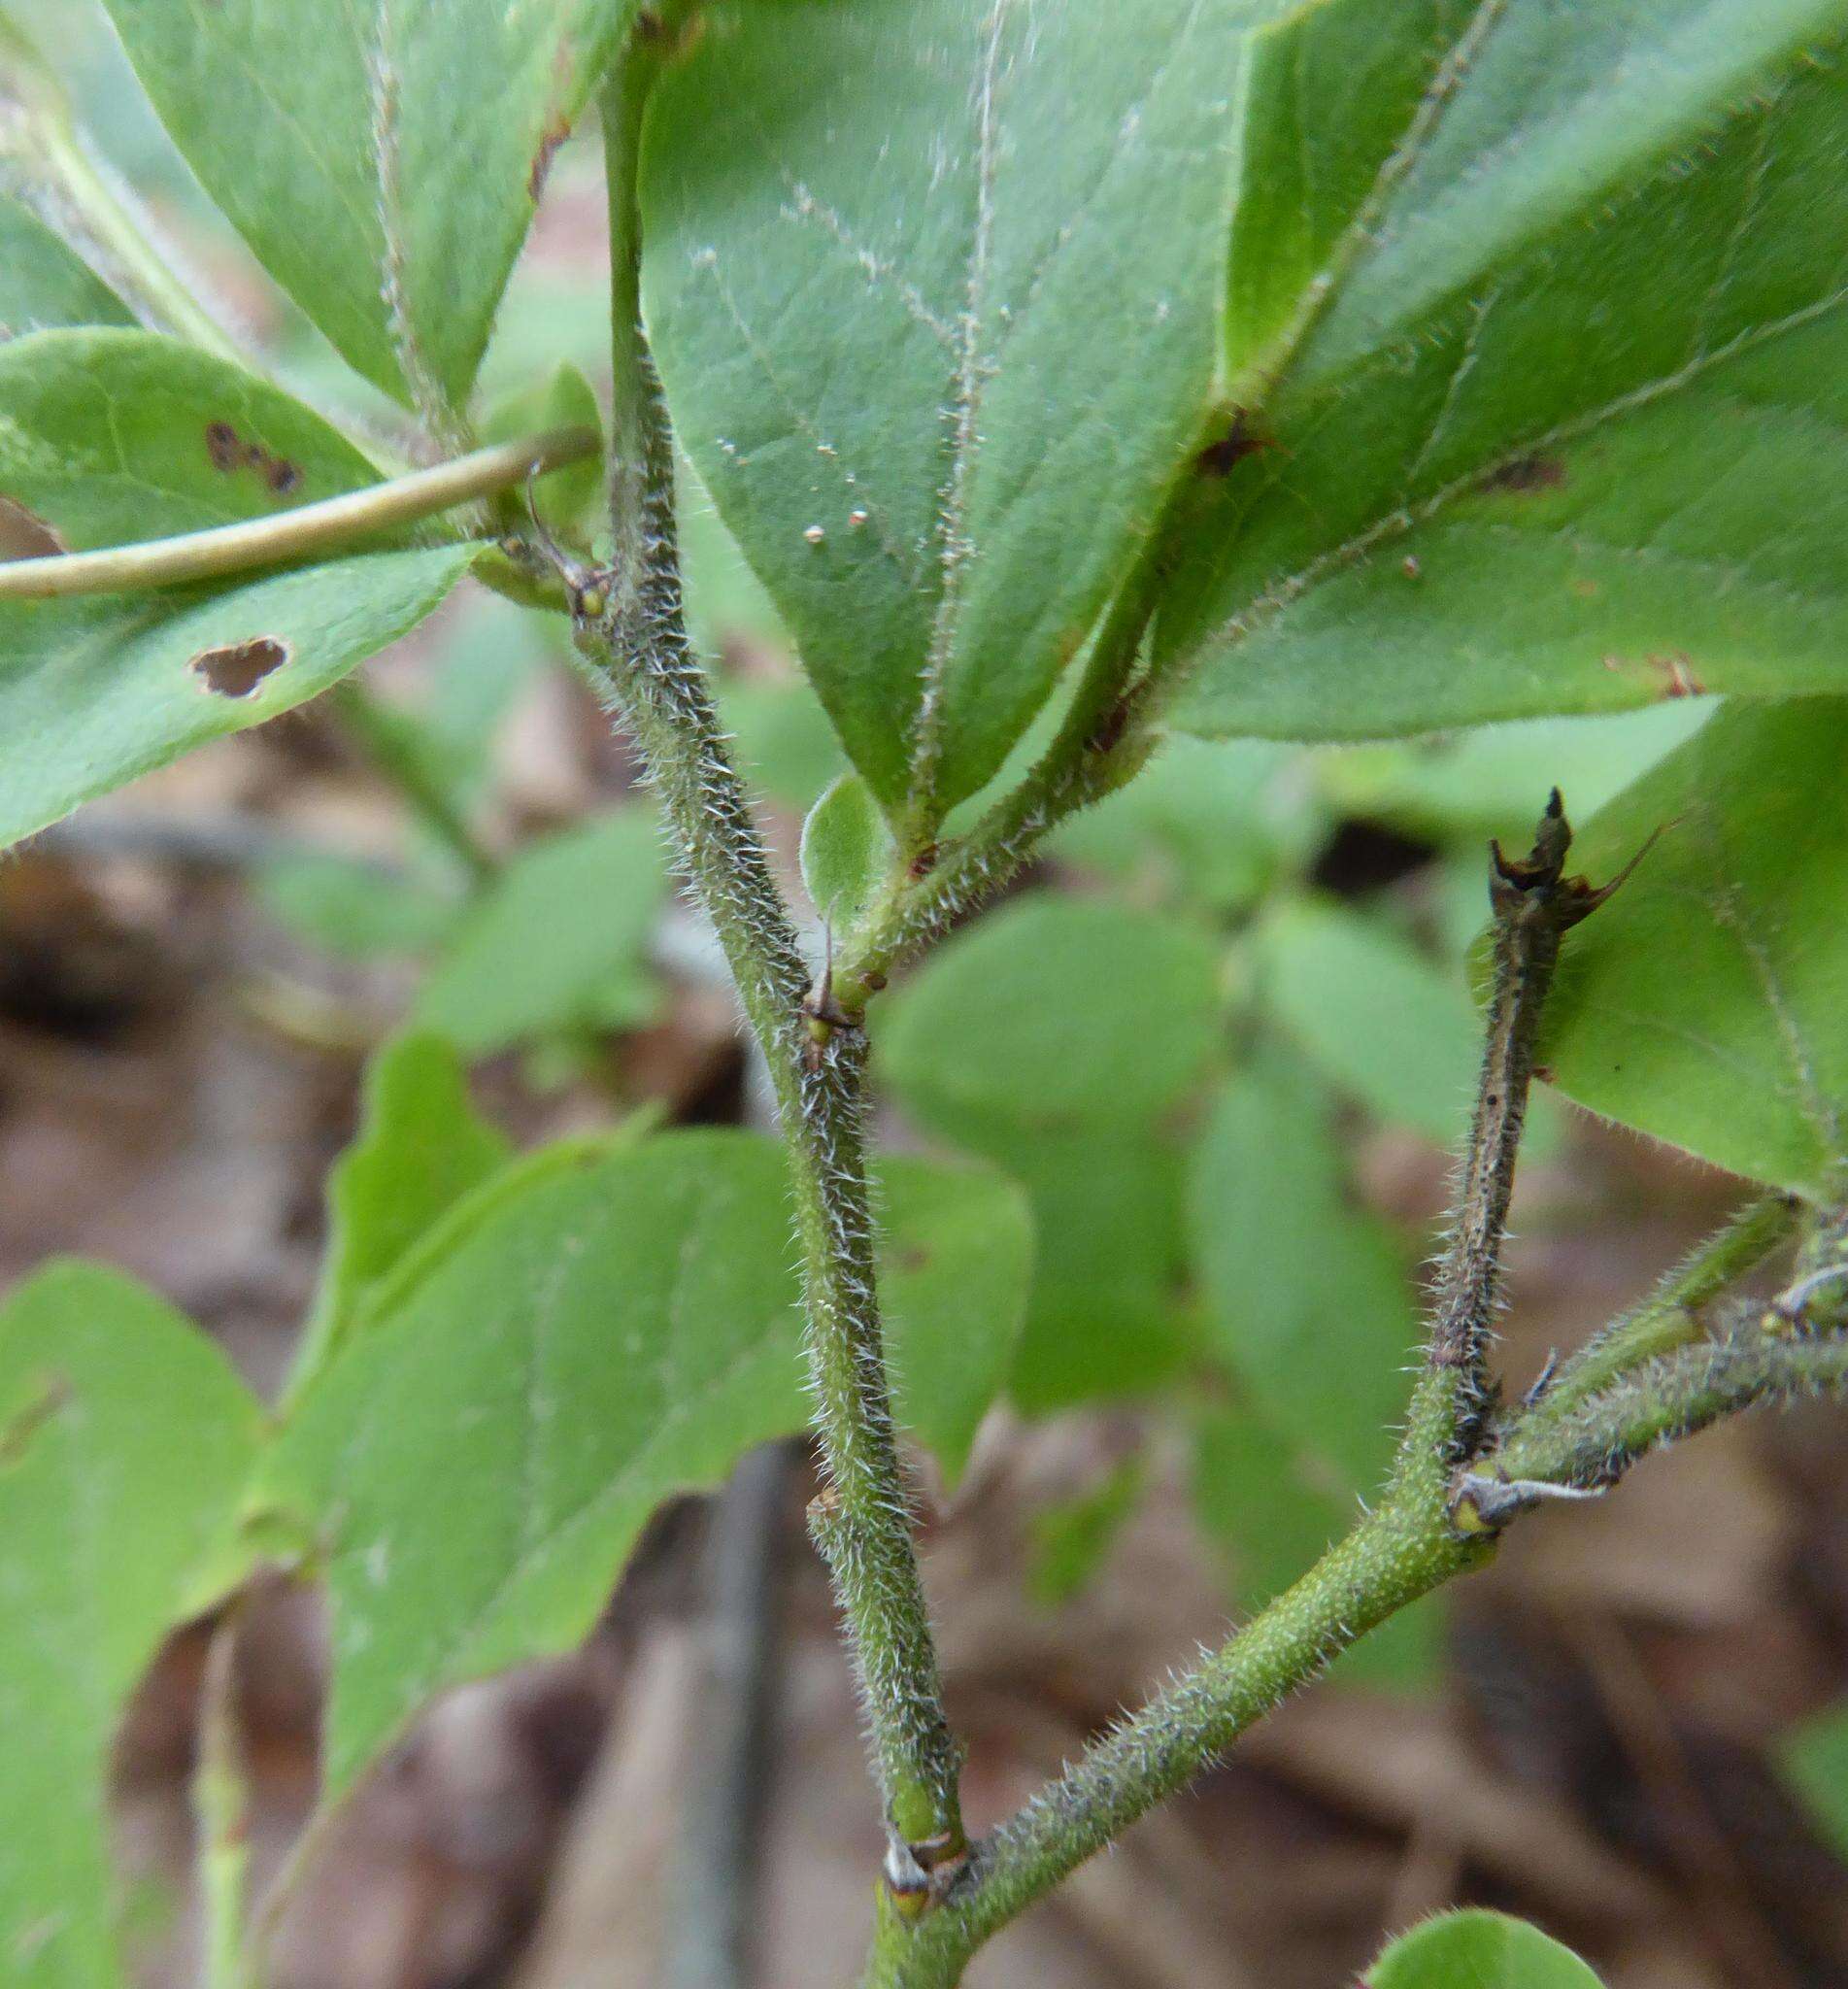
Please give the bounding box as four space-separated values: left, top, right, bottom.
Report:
3 3 1848 1986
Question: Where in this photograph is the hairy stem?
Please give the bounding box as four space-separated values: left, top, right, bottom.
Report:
0 425 595 601
583 36 962 1869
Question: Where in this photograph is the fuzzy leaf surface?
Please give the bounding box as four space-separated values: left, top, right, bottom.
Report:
1366 1909 1603 1988
1163 2 1848 741
642 0 1269 817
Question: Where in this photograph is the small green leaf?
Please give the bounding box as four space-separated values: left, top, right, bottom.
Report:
0 548 474 850
413 811 668 1056
98 0 643 416
1258 898 1481 1146
877 1156 1032 1486
643 0 1261 817
1188 1052 1417 1492
800 771 896 934
1777 1702 1848 1858
879 895 1223 1144
0 194 134 336
1164 4 1848 743
1538 697 1848 1196
1366 1909 1603 1989
1026 1457 1144 1609
481 361 604 542
0 1263 263 1988
289 1033 513 1399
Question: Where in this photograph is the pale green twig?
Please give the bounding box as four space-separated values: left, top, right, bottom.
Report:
0 425 596 600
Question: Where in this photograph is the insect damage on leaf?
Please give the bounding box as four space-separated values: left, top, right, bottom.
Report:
189 636 291 697
1477 453 1566 495
1600 651 1706 699
203 421 304 495
0 496 67 557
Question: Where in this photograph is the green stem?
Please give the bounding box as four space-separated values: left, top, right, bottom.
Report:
195 1612 252 1989
584 35 963 1868
328 681 495 885
1522 1193 1798 1429
0 425 596 600
868 1503 1484 1988
0 15 244 363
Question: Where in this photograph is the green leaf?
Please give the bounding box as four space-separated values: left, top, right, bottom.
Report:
413 811 668 1055
0 194 134 336
1366 1909 1603 1989
290 1033 512 1398
1258 897 1481 1146
255 850 460 961
1193 1409 1436 1689
1163 3 1848 744
268 1129 1021 1794
1777 1702 1848 1858
481 361 604 542
642 0 1264 819
800 771 895 934
0 329 472 847
0 1263 263 1988
1026 1456 1144 1609
267 1131 807 1800
97 0 641 416
1187 1053 1417 1492
877 1156 1032 1486
1 548 474 850
879 895 1223 1145
1538 697 1848 1196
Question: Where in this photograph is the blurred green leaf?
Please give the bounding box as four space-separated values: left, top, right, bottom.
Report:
1258 897 1479 1146
1538 698 1848 1196
1164 4 1848 743
0 193 133 334
1027 1457 1144 1609
0 1263 263 1989
801 772 895 933
290 1033 512 1398
1188 1052 1417 1492
878 1157 1033 1485
256 851 459 961
414 811 667 1056
98 0 642 415
1052 736 1320 913
481 361 604 543
1777 1702 1848 1858
880 895 1223 1145
722 678 848 814
643 0 1259 816
1365 1910 1603 1988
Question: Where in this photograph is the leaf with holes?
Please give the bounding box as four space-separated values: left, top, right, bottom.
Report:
0 330 474 847
1160 1 1848 743
0 1263 263 1989
97 0 643 419
413 811 668 1055
1365 1909 1604 1988
1537 697 1848 1197
0 195 133 337
642 0 1270 821
265 1130 1027 1795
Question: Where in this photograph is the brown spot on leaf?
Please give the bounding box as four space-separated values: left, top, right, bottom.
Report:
259 452 303 495
203 422 304 498
1195 410 1276 478
1478 453 1565 495
528 118 572 203
0 496 68 558
896 1245 931 1275
1657 653 1704 697
205 420 242 472
189 636 291 697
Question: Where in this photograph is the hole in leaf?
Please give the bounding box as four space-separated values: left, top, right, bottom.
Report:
0 496 68 559
189 636 291 697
